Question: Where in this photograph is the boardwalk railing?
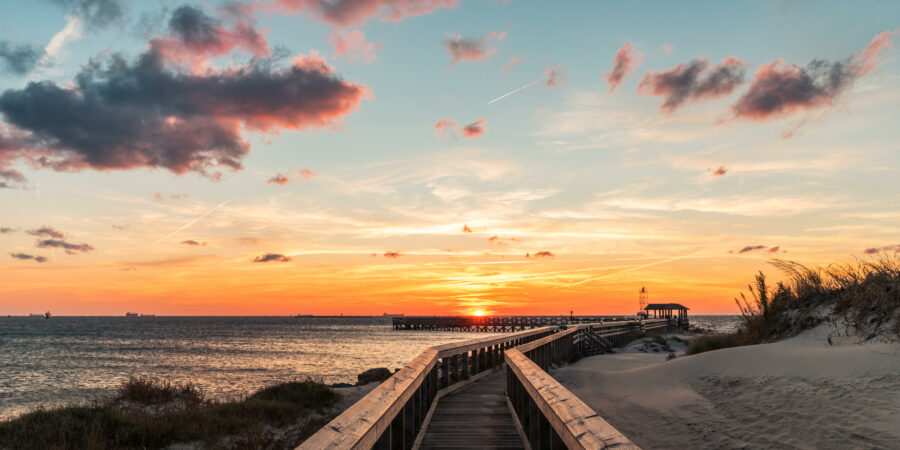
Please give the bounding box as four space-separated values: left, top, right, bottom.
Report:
299 327 555 450
393 315 635 332
505 323 642 449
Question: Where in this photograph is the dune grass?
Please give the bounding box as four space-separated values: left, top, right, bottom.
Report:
688 256 900 355
0 376 341 450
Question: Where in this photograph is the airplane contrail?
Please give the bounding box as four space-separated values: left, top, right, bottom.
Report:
488 78 542 104
154 199 231 244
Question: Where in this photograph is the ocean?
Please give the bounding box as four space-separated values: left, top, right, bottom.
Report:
0 315 739 420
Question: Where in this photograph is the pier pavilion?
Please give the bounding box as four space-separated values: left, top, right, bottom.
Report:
644 303 689 320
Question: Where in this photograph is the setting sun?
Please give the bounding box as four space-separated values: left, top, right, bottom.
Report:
472 310 486 317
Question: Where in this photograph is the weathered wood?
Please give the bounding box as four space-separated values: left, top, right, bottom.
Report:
505 349 640 450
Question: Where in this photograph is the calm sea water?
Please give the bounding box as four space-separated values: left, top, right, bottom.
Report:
0 315 739 420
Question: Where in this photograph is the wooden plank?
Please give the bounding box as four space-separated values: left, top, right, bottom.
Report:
431 327 554 358
505 349 640 450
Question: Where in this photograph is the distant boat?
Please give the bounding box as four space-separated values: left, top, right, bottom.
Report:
140 314 156 317
29 313 43 318
296 314 314 318
125 312 139 318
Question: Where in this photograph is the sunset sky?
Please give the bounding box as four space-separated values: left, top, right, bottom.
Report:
1 0 899 316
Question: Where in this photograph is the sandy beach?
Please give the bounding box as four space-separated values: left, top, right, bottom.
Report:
554 328 900 449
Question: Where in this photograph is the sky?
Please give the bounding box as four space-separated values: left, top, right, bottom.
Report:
1 0 899 316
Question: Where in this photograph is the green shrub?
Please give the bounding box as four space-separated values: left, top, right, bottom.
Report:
686 334 739 355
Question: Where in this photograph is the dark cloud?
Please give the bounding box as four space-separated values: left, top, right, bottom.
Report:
153 5 268 66
0 39 368 179
10 252 47 263
27 226 65 239
268 173 289 185
0 41 43 75
863 244 900 255
45 0 125 28
732 31 895 122
435 118 486 139
605 42 644 92
443 31 504 66
36 238 94 254
272 0 459 27
267 168 316 185
526 251 554 259
0 167 26 188
738 245 767 254
638 57 746 112
180 239 206 246
1 227 17 233
383 251 401 258
253 252 291 262
488 235 519 246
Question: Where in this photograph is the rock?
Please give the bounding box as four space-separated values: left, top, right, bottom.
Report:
356 367 392 386
331 382 354 388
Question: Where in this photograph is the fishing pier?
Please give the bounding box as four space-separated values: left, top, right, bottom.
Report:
301 314 688 449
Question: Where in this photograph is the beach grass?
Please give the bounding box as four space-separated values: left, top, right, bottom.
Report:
689 256 900 355
0 376 341 450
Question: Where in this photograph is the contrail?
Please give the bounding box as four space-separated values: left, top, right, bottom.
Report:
154 199 231 244
488 79 541 104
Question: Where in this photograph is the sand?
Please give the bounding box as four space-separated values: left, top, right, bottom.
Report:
553 328 900 449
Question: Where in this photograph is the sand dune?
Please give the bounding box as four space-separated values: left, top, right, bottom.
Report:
554 328 900 449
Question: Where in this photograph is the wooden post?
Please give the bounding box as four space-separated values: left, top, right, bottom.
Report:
440 357 449 389
461 351 469 378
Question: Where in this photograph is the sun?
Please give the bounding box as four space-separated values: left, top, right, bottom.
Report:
472 310 486 317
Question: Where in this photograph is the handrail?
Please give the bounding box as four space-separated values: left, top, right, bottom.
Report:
299 327 555 449
506 349 639 449
505 321 642 449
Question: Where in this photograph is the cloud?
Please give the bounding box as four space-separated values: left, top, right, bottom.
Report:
329 29 376 63
462 224 472 233
45 0 124 28
252 253 291 262
0 41 43 75
1 227 17 233
0 42 369 179
151 5 269 69
488 235 519 246
731 30 896 122
863 244 900 254
768 246 781 253
638 56 747 112
604 42 644 92
544 63 566 88
268 173 289 185
461 119 487 138
27 226 65 239
10 252 47 263
658 43 675 55
154 193 189 201
526 251 554 259
111 224 127 230
738 245 767 254
383 251 401 258
0 167 27 189
180 239 206 246
267 168 317 185
36 238 94 254
710 166 727 176
435 118 485 139
443 30 505 66
272 0 458 28
500 56 524 72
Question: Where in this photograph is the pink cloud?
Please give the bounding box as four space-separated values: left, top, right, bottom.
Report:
526 251 554 259
658 43 675 55
500 56 524 72
272 0 458 27
732 30 896 122
711 166 727 176
384 251 401 258
462 119 486 138
443 30 506 66
434 119 458 137
267 168 318 185
639 56 747 112
544 63 566 88
604 42 644 92
329 29 377 63
462 224 473 233
863 244 900 255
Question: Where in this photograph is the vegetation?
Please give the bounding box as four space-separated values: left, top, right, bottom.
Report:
689 257 900 355
0 376 341 450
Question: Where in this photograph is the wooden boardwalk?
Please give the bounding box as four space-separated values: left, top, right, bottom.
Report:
419 370 525 450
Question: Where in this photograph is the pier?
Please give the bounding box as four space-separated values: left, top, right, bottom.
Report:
392 315 653 332
300 317 686 449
